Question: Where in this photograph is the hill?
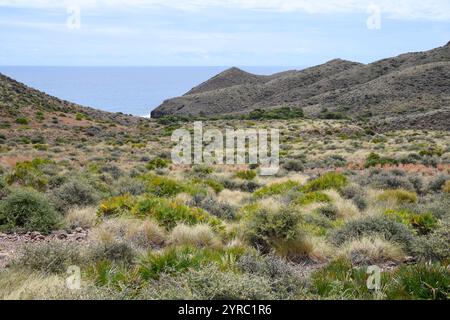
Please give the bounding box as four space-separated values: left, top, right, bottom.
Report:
151 42 450 130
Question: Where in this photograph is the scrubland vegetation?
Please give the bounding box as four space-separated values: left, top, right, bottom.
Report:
0 113 449 300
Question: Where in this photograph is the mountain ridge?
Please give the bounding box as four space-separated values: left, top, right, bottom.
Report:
151 42 450 130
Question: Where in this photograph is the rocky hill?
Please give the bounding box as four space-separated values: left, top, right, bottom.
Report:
0 72 141 126
151 42 450 130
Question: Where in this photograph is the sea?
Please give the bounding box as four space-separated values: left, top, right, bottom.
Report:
0 66 296 117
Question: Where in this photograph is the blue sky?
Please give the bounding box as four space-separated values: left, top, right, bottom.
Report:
0 0 449 67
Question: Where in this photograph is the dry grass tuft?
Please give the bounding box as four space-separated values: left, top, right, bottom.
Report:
169 224 221 248
337 236 405 265
64 206 98 229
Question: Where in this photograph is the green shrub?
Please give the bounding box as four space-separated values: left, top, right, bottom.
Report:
378 189 417 204
191 165 213 177
75 113 84 121
365 153 398 168
329 216 415 251
141 174 185 197
6 158 53 191
0 189 59 234
301 172 348 192
384 209 437 235
133 196 222 230
138 246 241 280
295 191 331 206
310 258 373 299
282 159 304 172
253 180 301 198
52 179 100 213
246 107 304 120
15 117 29 125
146 158 169 171
384 263 449 300
236 170 256 181
244 208 301 253
98 195 137 217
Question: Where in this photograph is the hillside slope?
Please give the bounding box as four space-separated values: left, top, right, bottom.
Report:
0 73 141 126
151 42 450 130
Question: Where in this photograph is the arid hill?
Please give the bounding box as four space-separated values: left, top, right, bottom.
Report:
0 72 141 126
151 42 450 130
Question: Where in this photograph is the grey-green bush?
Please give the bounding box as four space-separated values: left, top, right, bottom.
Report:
52 179 100 213
0 188 59 234
329 216 415 252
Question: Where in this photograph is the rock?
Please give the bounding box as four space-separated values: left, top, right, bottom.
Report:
75 227 84 233
56 232 68 240
30 231 41 239
404 256 416 264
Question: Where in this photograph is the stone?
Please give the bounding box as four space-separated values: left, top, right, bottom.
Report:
30 231 42 239
75 227 84 233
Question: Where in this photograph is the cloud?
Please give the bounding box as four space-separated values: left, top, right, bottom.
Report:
1 0 450 20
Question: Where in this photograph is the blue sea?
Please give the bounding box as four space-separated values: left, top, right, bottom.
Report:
0 66 296 117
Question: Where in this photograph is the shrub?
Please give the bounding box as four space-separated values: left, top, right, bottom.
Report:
384 264 450 300
112 176 146 196
428 175 449 193
301 172 348 192
146 158 169 171
340 184 368 211
98 195 136 217
412 224 450 262
364 170 415 191
12 241 82 273
0 177 9 200
329 216 415 251
295 191 331 206
443 181 450 194
384 209 437 235
236 170 256 181
52 180 100 213
6 158 52 191
244 208 301 254
283 159 304 172
88 241 136 265
378 189 417 204
365 153 398 168
141 175 185 197
253 180 301 198
246 107 304 120
140 265 275 300
137 246 241 280
15 117 29 125
237 253 304 299
191 165 213 177
133 196 222 230
0 189 59 234
190 194 236 220
310 258 373 299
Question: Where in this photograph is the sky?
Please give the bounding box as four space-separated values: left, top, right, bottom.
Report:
0 0 449 66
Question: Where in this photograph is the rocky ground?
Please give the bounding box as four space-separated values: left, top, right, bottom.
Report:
0 228 89 268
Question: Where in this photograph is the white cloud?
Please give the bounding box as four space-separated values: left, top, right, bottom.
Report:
1 0 450 20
